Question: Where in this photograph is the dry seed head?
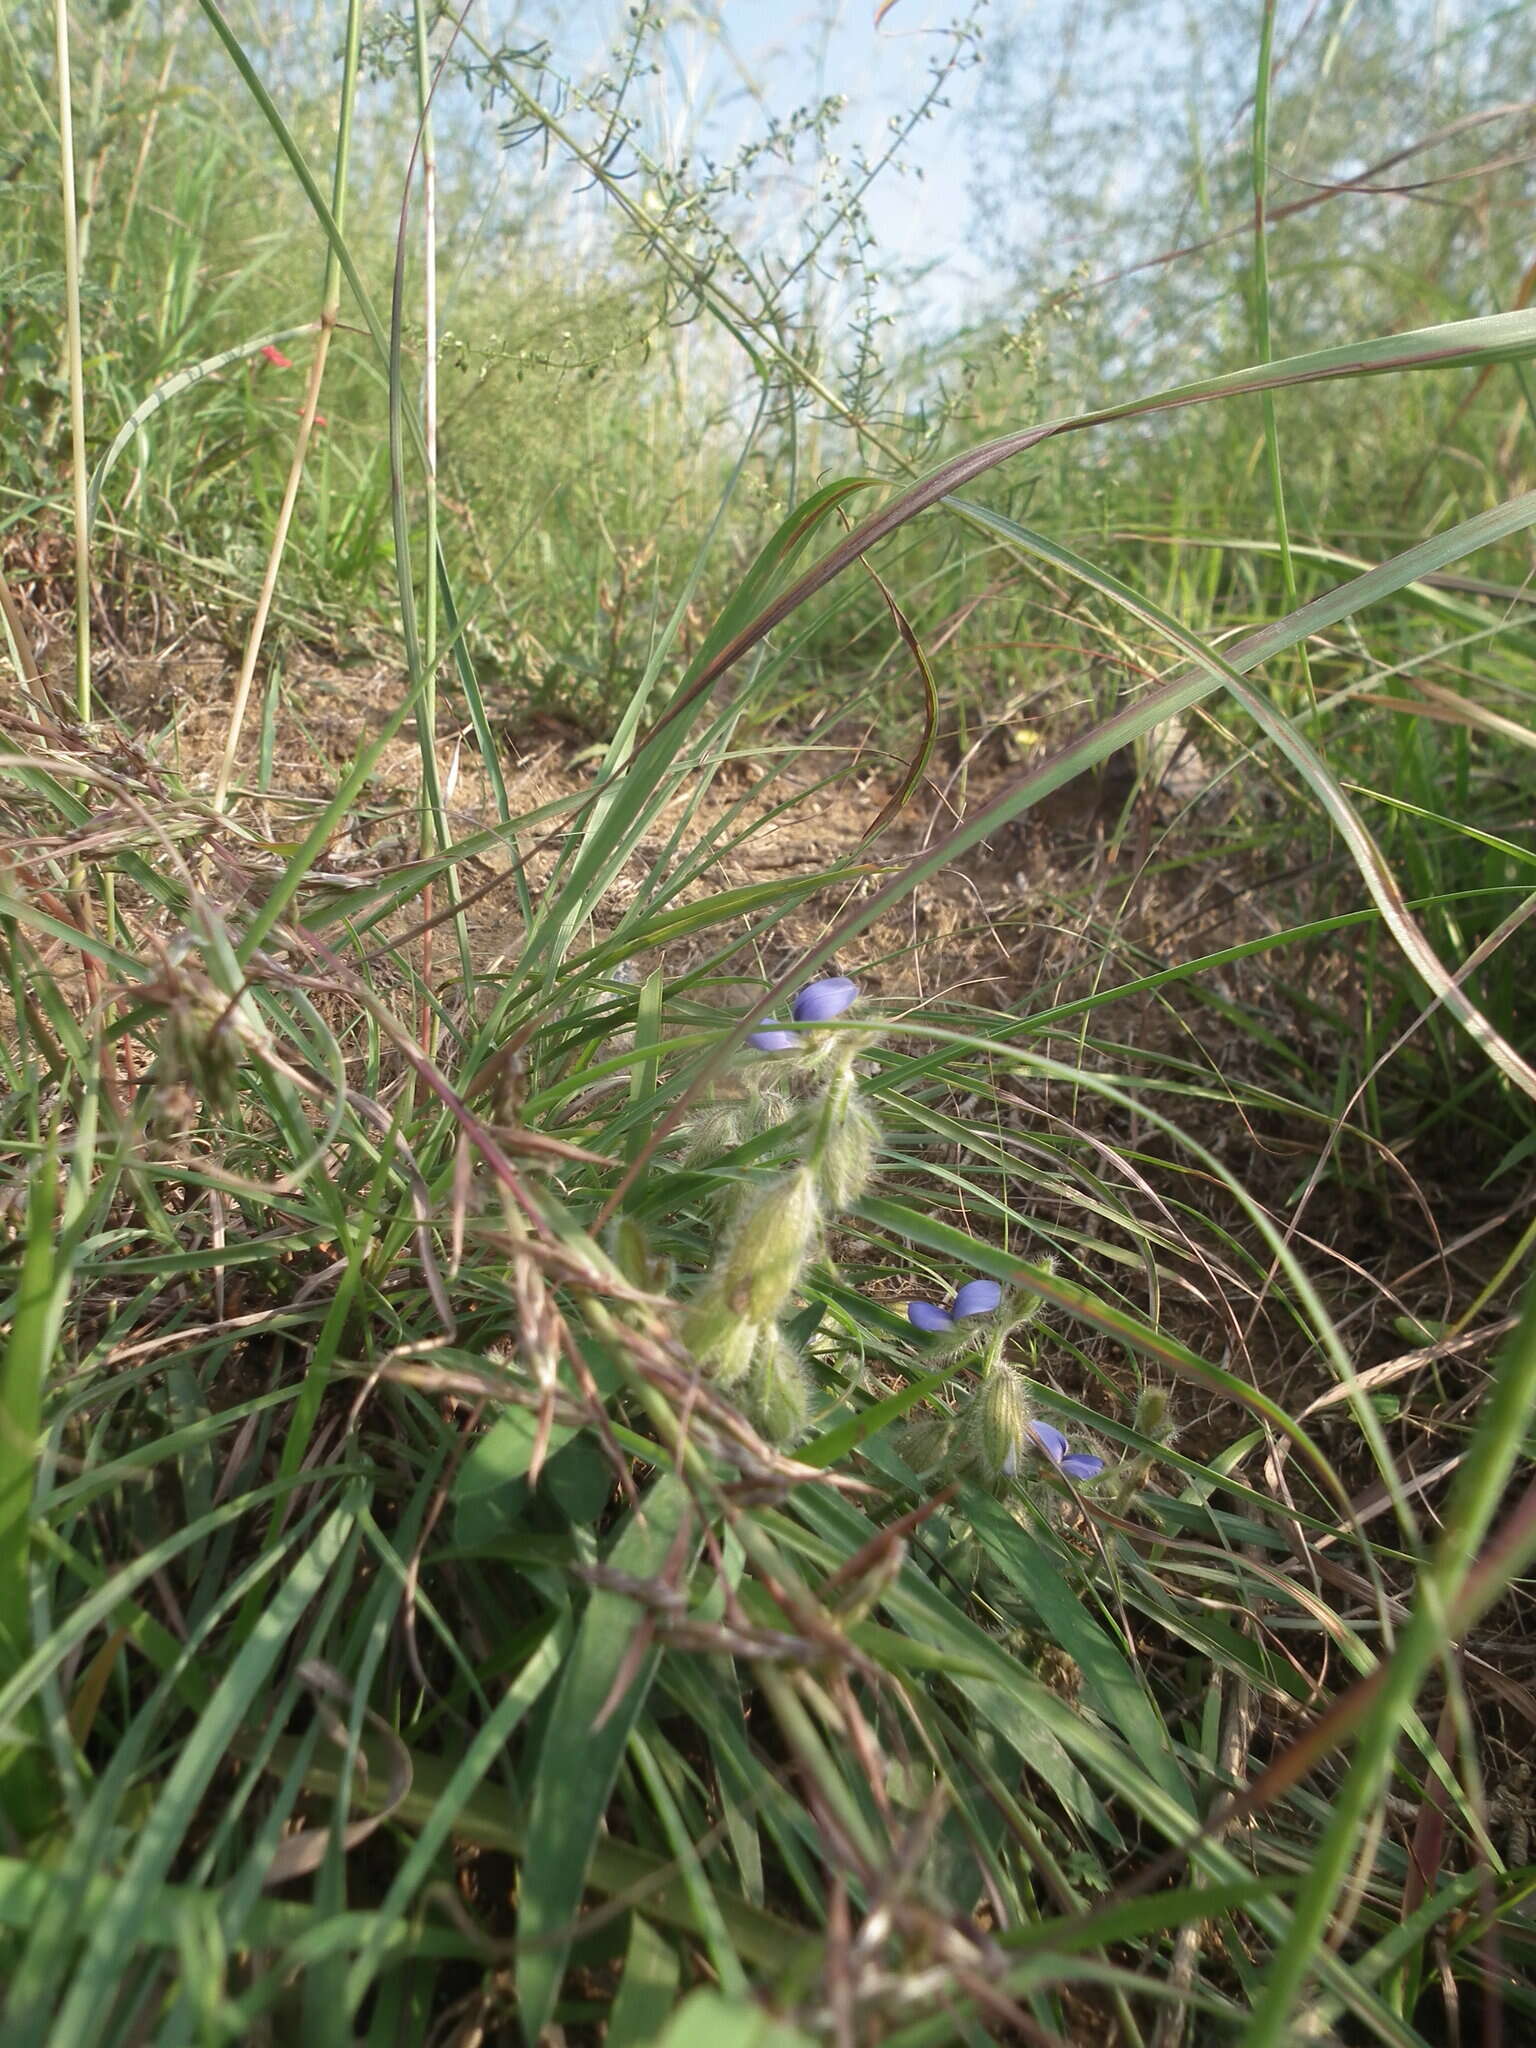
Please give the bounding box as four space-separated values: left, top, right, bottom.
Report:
150 963 267 1111
827 1536 908 1628
486 1047 527 1126
0 1179 33 1234
146 1081 200 1156
1007 1628 1083 1700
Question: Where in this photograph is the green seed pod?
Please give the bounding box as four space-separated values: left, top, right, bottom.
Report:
896 1410 954 1476
681 1287 761 1387
744 1330 815 1445
974 1367 1030 1486
816 1082 879 1210
606 1212 670 1293
720 1167 821 1323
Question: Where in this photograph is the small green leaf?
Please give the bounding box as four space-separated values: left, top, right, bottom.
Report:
452 1408 581 1547
650 1989 818 2048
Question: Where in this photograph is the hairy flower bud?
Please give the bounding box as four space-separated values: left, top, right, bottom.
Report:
677 1101 748 1166
1108 1385 1172 1508
1004 1258 1055 1333
720 1167 820 1323
1133 1385 1172 1443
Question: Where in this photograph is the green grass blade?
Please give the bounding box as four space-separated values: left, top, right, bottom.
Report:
516 1475 697 2040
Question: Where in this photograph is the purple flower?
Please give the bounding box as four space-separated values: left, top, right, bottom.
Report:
748 975 859 1051
906 1276 1003 1333
1005 1419 1105 1482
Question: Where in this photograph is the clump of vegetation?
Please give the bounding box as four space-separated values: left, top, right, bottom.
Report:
2 3 1535 2044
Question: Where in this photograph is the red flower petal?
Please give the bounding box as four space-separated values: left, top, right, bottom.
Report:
259 344 294 368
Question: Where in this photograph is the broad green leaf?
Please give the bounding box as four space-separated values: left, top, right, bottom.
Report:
959 1484 1191 1814
516 1475 699 2041
606 1915 681 2048
651 1989 818 2048
452 1407 583 1548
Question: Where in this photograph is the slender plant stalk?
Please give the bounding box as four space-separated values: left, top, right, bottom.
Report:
412 0 439 728
1450 1209 1536 1337
1251 0 1313 703
0 1146 57 1837
53 0 91 726
411 0 448 1064
213 0 364 810
0 575 58 720
105 2 191 302
72 3 117 282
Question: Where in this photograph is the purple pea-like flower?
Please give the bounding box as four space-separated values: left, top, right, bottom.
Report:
748 975 859 1051
906 1277 1003 1333
1004 1419 1105 1482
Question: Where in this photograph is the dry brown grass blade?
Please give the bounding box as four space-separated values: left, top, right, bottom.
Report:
66 1627 131 1748
0 567 61 720
1358 682 1536 750
852 552 940 847
1402 1692 1460 1925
